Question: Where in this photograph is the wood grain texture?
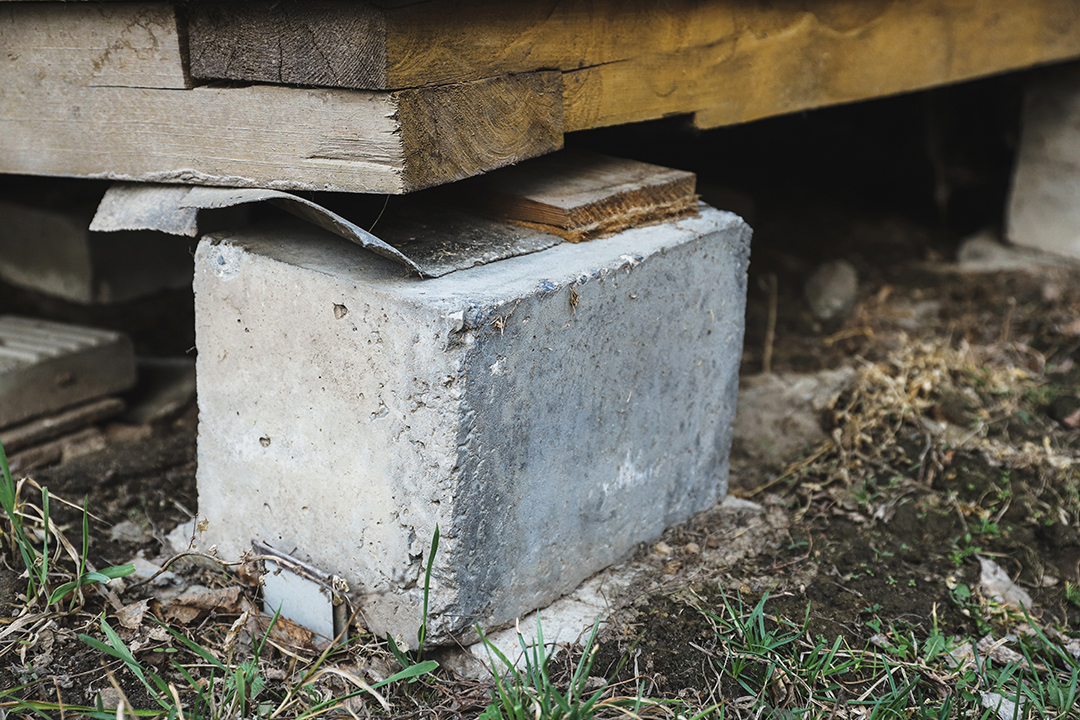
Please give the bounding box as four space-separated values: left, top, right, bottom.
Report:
188 0 389 89
1 2 190 89
398 72 564 191
565 0 1080 131
0 3 561 193
461 150 697 242
186 0 1080 131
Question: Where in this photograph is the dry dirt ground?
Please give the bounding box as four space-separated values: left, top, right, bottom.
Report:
1 203 1079 717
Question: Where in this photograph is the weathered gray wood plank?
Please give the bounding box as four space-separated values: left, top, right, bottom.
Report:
0 3 563 193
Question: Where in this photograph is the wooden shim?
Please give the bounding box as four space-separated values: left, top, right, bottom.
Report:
187 0 1080 131
0 3 562 193
460 151 697 243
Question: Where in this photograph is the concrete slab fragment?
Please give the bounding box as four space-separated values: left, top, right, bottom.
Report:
194 206 750 644
0 316 136 429
1009 65 1080 259
0 198 194 304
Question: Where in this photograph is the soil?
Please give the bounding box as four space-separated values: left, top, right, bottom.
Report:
592 251 1080 707
2 74 1079 716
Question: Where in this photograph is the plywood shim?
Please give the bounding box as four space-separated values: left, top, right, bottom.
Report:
462 151 697 242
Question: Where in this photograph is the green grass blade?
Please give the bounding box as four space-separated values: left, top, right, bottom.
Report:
153 618 228 671
39 487 49 596
385 632 412 669
84 620 172 710
97 563 137 579
373 659 439 688
416 523 439 657
80 496 90 576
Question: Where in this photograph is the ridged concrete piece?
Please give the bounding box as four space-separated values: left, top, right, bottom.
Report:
0 316 136 429
194 206 750 644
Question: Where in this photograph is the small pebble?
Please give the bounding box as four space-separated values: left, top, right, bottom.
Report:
805 259 859 322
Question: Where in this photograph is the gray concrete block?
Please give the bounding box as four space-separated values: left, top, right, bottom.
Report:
194 206 750 644
0 198 194 304
0 316 136 429
1008 65 1080 259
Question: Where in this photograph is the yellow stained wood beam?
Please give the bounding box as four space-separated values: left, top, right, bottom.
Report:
188 0 1080 131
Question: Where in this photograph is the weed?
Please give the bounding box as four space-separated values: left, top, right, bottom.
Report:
387 523 439 667
948 533 982 567
1066 582 1080 609
478 618 649 720
0 440 133 608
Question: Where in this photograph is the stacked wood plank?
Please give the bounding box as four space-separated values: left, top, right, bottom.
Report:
0 2 562 194
187 0 1080 132
3 0 1080 194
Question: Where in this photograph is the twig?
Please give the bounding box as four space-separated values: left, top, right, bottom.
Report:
126 550 281 590
743 441 833 497
367 195 391 234
763 273 778 374
999 296 1016 344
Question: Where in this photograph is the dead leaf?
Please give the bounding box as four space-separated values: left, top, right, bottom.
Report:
162 585 253 625
235 561 262 587
115 599 149 630
251 612 325 656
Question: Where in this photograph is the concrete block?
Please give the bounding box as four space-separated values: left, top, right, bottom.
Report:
1008 65 1080 259
194 206 750 644
0 316 136 429
0 197 194 304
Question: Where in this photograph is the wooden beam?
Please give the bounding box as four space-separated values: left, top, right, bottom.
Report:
568 0 1080 131
187 0 1080 131
0 3 562 194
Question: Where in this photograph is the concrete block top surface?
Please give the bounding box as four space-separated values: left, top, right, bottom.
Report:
195 206 750 643
203 205 743 308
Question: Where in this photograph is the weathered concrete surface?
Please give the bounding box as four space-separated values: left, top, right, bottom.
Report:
194 206 750 644
1008 65 1080 260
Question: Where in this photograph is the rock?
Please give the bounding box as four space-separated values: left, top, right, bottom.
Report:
981 692 1026 720
957 229 1055 271
110 519 151 544
732 368 856 468
804 260 858 322
1008 65 1080 260
977 556 1035 612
